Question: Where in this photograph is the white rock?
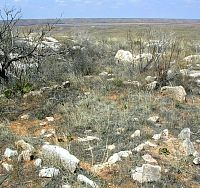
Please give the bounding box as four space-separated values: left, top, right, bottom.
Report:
62 81 70 88
193 151 200 158
108 151 132 164
77 136 100 142
20 114 30 120
34 158 42 168
42 145 79 173
2 162 13 172
131 164 161 183
183 55 200 62
123 80 141 87
193 157 200 165
148 116 159 123
145 141 158 147
107 144 116 151
133 143 146 152
77 174 99 188
145 76 156 83
178 128 191 140
134 53 153 61
188 70 200 78
182 138 195 156
115 50 133 63
99 71 108 77
142 154 157 163
161 129 169 140
152 134 161 140
40 121 47 126
44 37 59 43
131 130 141 138
46 117 55 122
160 86 187 102
147 81 158 90
39 167 60 178
4 148 18 158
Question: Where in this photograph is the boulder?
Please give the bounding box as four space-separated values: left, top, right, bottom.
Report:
145 76 157 83
42 145 79 173
115 50 133 63
4 148 18 158
131 164 161 183
160 86 186 102
2 162 13 172
108 150 132 164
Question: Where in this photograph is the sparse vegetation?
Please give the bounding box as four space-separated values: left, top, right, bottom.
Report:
0 12 200 188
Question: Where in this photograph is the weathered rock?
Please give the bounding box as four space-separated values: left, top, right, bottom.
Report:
123 80 141 87
142 154 157 163
20 114 30 120
193 157 200 165
148 116 159 123
182 138 195 156
39 167 60 178
2 162 13 172
131 130 141 138
77 174 99 188
108 151 132 164
107 144 116 151
183 55 200 62
99 71 109 77
62 184 71 188
161 129 169 140
132 164 161 183
178 128 191 140
147 81 158 90
62 81 70 88
145 76 157 83
152 134 161 140
4 148 18 158
160 86 186 102
46 117 55 122
34 158 42 168
115 50 133 63
77 136 100 142
42 145 79 173
133 143 146 152
15 140 34 151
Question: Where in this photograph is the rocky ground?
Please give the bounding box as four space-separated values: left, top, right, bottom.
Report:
0 31 200 187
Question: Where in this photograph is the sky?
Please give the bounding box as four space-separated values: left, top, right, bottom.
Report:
0 0 199 19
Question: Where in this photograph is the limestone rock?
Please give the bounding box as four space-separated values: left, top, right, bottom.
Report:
145 76 157 83
131 130 141 138
39 167 60 178
132 164 161 183
108 150 132 164
42 145 79 173
4 148 18 158
34 158 42 168
182 138 195 156
193 157 200 165
178 128 191 140
115 50 133 63
148 116 159 123
160 86 186 102
142 154 157 163
77 174 99 188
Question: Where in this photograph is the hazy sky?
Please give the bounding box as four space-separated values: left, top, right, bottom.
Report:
0 0 199 19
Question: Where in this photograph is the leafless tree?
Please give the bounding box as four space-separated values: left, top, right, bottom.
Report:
0 8 54 83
